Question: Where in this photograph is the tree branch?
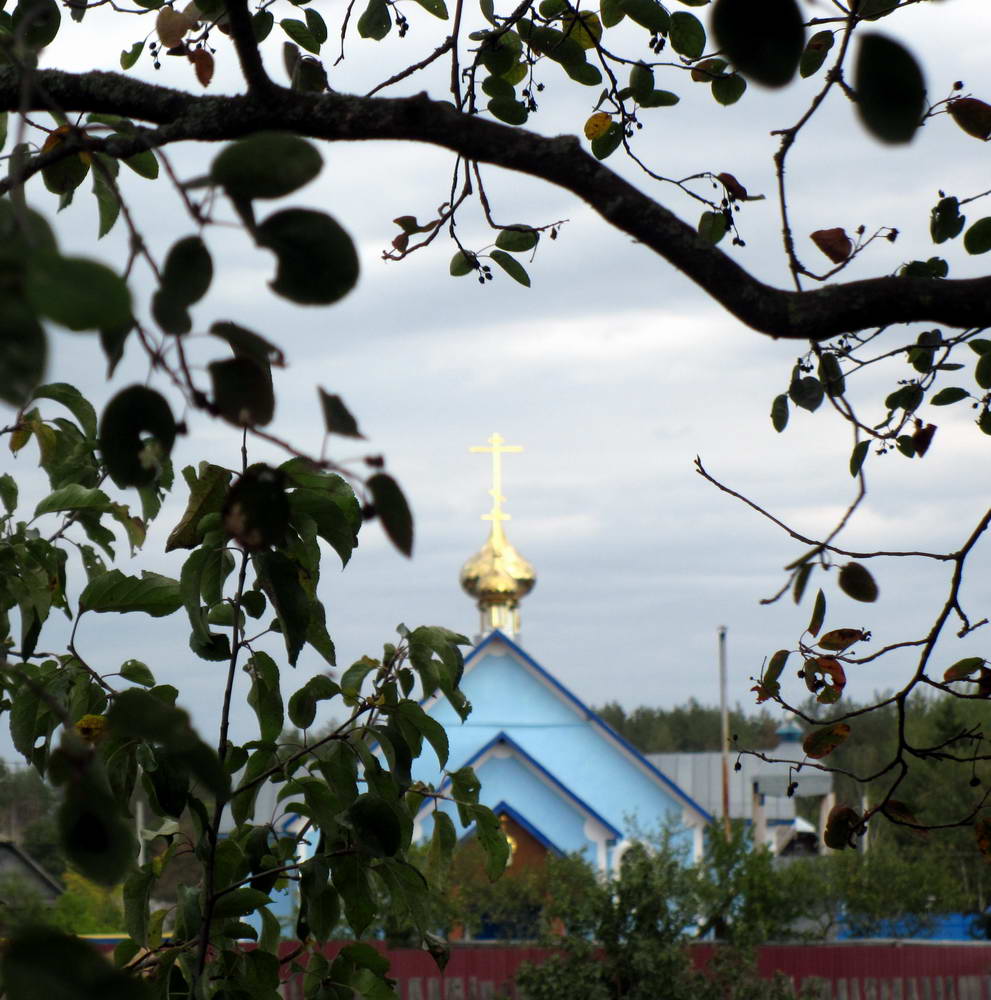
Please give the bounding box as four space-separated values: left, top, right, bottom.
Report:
3 68 991 340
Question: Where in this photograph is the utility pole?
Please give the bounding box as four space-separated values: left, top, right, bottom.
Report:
718 625 731 839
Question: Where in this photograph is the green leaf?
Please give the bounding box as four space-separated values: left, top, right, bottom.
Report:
58 776 136 887
818 352 846 397
617 0 668 34
299 858 340 942
209 357 275 427
341 656 377 701
711 73 746 105
80 569 181 617
90 159 120 239
481 74 516 100
490 249 531 286
803 722 851 759
2 927 147 1000
855 33 925 144
411 0 447 17
808 588 826 637
281 17 320 53
256 208 359 305
449 250 476 276
179 547 213 645
34 483 111 517
318 388 364 438
368 472 413 556
471 803 510 879
287 484 360 567
12 0 61 49
211 133 323 200
789 375 824 412
254 551 310 665
120 40 144 69
123 868 154 947
120 659 155 686
25 253 131 332
495 227 539 253
357 0 391 38
800 30 834 79
99 385 176 488
639 89 680 108
712 0 804 88
213 887 272 919
770 393 788 432
166 463 233 552
305 6 328 41
964 218 991 255
698 210 727 245
838 561 879 603
346 793 402 857
977 352 991 391
487 97 529 125
0 472 17 513
161 235 212 307
30 382 97 438
396 700 448 768
930 196 965 245
943 656 985 682
288 674 339 729
669 11 705 58
0 297 46 406
210 320 285 369
330 854 376 936
591 122 624 160
850 439 870 477
121 148 159 179
931 387 970 406
600 0 624 27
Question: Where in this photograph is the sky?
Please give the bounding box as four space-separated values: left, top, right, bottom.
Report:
5 0 991 752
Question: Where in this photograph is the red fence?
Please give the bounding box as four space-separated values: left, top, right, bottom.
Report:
278 941 991 1000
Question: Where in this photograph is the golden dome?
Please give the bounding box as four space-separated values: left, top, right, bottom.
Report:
460 524 536 609
463 432 535 638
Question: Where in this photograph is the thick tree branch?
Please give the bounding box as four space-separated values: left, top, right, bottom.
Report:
3 67 991 341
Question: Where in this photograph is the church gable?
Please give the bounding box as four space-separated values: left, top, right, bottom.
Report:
413 631 711 860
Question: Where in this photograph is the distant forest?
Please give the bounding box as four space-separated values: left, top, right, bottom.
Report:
594 699 780 754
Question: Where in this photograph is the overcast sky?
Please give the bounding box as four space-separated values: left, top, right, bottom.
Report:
6 0 991 752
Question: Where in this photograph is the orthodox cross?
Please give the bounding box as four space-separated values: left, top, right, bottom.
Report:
469 432 523 528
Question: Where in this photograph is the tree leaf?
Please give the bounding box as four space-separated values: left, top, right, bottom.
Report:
838 561 879 603
346 794 402 857
698 211 727 245
819 627 868 652
12 0 61 49
30 382 97 439
357 0 391 39
256 208 360 305
80 569 181 617
931 387 969 406
25 253 132 332
964 218 991 255
318 388 364 438
161 235 213 307
120 658 155 686
807 588 826 637
411 0 447 17
368 472 413 556
800 30 834 79
211 133 323 201
854 33 925 145
254 550 310 665
943 656 985 682
287 674 339 729
788 375 824 412
120 40 144 69
281 17 320 53
930 196 965 245
811 228 852 264
490 249 530 286
0 298 46 407
850 441 869 482
948 97 991 141
487 97 529 125
803 722 850 759
209 357 275 427
770 393 788 432
495 227 539 253
711 73 746 105
669 11 705 59
712 0 804 88
166 462 233 552
99 385 176 488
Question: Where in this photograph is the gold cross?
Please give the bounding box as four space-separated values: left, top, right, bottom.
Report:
469 432 523 526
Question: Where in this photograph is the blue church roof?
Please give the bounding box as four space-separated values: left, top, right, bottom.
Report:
413 629 712 872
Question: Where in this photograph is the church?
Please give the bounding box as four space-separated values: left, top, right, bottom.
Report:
409 434 715 875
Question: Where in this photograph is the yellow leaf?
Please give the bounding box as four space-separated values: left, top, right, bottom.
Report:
157 7 194 48
584 112 611 140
